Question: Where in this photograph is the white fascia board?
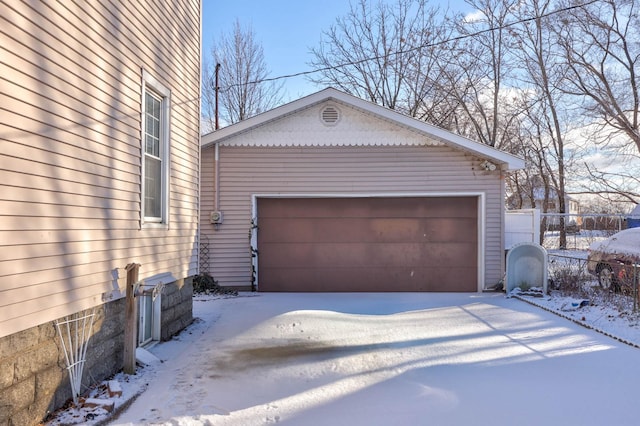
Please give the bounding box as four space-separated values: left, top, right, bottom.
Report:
201 87 526 171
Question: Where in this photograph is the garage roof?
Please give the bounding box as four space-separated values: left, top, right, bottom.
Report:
201 87 525 171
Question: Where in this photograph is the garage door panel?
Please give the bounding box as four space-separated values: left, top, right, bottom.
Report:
260 242 476 268
257 197 477 292
423 243 477 266
259 197 477 219
419 219 477 242
260 266 476 292
259 217 477 243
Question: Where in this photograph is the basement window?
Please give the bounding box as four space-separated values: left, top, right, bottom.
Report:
137 280 163 347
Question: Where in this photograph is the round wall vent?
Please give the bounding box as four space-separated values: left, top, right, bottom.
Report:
320 105 340 126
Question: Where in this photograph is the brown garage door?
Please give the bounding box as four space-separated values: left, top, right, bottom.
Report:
257 197 477 292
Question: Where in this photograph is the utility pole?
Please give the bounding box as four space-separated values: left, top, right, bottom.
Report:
215 63 221 130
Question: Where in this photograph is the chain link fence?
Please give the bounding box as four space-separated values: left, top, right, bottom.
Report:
547 252 640 313
543 213 640 310
541 213 639 251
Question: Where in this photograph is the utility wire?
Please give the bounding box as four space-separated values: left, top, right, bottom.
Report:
217 0 603 91
3 0 603 141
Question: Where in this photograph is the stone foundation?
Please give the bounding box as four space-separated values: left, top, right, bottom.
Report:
161 277 194 341
0 278 193 426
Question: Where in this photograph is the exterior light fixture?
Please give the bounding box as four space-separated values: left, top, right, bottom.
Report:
480 160 497 171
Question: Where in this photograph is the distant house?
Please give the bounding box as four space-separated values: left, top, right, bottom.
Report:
507 184 581 226
627 204 640 228
0 1 201 424
200 88 524 293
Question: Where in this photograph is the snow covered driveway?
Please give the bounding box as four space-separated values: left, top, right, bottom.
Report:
112 293 640 426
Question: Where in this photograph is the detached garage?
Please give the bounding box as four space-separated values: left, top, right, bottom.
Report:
201 88 524 292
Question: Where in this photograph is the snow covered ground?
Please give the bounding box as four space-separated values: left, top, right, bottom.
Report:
46 291 640 426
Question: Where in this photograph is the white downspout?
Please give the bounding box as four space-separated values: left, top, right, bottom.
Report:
214 142 220 213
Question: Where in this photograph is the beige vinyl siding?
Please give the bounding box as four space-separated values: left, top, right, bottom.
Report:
204 144 503 290
0 0 200 338
200 144 217 219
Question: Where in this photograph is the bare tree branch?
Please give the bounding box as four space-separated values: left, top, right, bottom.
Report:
557 0 640 153
308 0 455 121
203 20 284 128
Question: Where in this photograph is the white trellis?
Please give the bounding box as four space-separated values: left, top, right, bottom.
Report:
55 308 96 405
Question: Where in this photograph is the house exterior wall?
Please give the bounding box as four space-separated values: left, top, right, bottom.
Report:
202 104 504 291
0 302 126 426
0 280 193 426
0 0 200 423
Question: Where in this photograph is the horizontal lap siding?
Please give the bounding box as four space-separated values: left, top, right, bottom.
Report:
204 142 503 290
0 0 201 338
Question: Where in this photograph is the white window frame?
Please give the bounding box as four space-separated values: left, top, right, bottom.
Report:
138 290 162 346
137 273 170 347
141 70 171 228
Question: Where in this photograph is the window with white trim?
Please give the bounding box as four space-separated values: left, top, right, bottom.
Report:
138 289 161 346
141 72 170 227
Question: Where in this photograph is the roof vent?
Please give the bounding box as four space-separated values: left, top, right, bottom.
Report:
320 105 340 126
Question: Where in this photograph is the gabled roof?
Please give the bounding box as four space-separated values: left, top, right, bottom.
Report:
201 87 525 171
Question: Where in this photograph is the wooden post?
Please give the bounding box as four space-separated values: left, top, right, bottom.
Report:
123 263 140 375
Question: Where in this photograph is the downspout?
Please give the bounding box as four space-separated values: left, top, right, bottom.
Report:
214 142 220 215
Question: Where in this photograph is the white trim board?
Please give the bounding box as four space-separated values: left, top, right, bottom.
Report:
203 88 525 171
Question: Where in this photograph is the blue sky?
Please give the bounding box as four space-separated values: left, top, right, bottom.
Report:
202 0 474 100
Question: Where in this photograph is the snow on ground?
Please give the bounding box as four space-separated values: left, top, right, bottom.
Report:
45 291 640 426
516 290 640 348
542 229 614 251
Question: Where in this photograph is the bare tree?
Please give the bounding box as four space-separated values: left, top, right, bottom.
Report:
203 19 284 130
305 0 637 212
557 0 640 153
573 145 640 205
577 192 636 214
308 0 454 120
402 6 460 123
511 0 580 248
442 0 521 148
550 0 640 207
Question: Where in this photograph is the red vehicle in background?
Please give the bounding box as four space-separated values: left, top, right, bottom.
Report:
587 228 640 291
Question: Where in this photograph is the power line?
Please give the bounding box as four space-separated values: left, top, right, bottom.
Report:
217 0 603 92
2 0 602 141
